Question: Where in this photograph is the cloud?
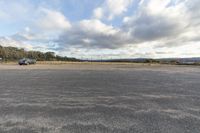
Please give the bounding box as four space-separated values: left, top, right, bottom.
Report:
54 0 200 58
13 8 71 42
0 36 33 50
7 7 71 52
57 19 132 49
93 8 104 19
105 0 133 20
122 0 199 47
93 0 133 20
0 0 36 22
36 8 71 32
1 0 200 58
58 0 188 49
123 12 186 42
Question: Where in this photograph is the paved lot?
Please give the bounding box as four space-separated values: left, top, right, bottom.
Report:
0 64 200 133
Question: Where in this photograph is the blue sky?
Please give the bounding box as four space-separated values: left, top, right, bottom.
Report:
0 0 200 59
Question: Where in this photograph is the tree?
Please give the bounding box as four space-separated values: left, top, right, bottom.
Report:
0 45 79 62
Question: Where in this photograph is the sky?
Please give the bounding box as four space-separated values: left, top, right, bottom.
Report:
0 0 200 59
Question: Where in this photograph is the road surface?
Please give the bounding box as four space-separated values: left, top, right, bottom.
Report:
0 64 200 133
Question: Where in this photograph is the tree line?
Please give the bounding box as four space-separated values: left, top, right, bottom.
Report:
0 45 79 61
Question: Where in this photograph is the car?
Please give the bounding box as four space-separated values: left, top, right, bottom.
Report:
18 58 36 65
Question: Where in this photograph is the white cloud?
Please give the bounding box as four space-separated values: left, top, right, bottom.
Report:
145 0 171 14
93 8 104 19
36 8 71 32
93 0 133 20
0 0 36 22
13 8 72 42
0 36 33 50
106 0 133 19
79 19 118 35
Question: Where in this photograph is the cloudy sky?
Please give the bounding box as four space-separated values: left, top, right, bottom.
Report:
0 0 199 59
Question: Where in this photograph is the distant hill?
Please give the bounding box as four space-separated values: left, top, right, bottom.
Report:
158 58 200 63
84 58 200 65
